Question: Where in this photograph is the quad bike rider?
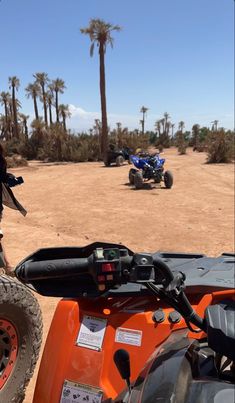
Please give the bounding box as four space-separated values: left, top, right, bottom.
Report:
3 241 233 402
129 153 173 189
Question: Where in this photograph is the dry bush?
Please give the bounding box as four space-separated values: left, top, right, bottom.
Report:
4 127 155 163
175 131 188 155
6 154 28 168
109 131 149 153
207 130 234 163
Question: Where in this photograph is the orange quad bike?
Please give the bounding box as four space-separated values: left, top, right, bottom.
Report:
7 242 235 402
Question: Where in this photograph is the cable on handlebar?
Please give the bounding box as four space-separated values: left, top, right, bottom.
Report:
152 258 174 285
145 282 205 332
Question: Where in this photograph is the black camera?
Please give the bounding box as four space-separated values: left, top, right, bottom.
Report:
6 173 24 187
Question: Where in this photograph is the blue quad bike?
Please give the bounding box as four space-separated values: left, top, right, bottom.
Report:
129 154 173 189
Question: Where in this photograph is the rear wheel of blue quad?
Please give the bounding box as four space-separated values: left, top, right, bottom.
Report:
134 171 144 189
0 276 42 403
164 170 173 188
129 168 137 185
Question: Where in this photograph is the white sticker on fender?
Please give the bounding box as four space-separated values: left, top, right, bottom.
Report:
115 327 142 346
60 380 103 403
76 315 107 351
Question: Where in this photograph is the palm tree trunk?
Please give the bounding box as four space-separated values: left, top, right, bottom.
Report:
3 101 9 140
12 86 19 138
24 120 28 138
63 115 66 131
99 42 108 160
33 96 39 120
42 85 48 127
3 101 8 125
49 102 53 126
55 91 59 123
142 116 145 135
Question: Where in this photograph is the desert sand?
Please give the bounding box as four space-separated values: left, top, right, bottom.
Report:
3 148 234 402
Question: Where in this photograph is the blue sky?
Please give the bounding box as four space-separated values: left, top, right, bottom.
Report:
0 0 234 132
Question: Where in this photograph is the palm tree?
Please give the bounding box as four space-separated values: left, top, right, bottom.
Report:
50 78 66 123
0 91 11 139
46 89 54 126
25 82 41 120
58 104 71 131
34 72 49 126
93 118 102 155
163 112 170 132
94 118 101 136
140 106 148 134
81 19 121 160
192 124 200 150
155 120 162 136
8 76 20 138
211 120 219 132
177 121 186 154
178 121 185 132
171 123 175 139
19 113 29 138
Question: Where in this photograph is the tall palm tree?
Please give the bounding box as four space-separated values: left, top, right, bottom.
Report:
94 118 101 136
0 115 5 138
171 123 175 139
211 120 219 132
25 82 41 120
46 90 54 126
81 19 121 160
163 112 170 132
0 91 11 139
178 121 185 132
140 106 148 134
93 118 102 155
0 91 11 121
50 78 66 123
155 120 162 136
58 104 71 131
192 124 200 149
19 113 29 138
34 72 49 126
8 76 20 138
177 121 186 154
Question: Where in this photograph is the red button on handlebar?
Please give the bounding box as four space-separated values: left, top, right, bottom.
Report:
102 263 115 272
98 275 105 282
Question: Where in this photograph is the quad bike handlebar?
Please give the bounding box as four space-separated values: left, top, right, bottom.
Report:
15 245 205 331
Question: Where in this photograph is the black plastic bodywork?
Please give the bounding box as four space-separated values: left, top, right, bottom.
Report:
205 300 235 361
128 330 235 403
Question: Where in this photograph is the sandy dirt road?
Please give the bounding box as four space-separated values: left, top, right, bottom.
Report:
3 148 234 402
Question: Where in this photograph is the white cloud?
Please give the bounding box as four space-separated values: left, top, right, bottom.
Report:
67 104 234 132
68 104 160 132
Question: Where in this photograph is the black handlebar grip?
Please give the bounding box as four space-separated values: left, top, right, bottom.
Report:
15 258 89 282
